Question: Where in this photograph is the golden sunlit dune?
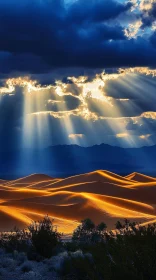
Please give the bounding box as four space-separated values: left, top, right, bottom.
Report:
0 170 156 233
47 170 135 190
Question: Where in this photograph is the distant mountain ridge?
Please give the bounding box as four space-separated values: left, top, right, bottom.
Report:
0 144 156 179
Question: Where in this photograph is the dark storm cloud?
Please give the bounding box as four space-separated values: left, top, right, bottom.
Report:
67 0 132 23
0 0 156 150
0 87 24 124
0 0 155 75
31 68 106 87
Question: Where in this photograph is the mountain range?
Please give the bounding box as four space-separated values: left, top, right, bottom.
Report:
0 144 156 179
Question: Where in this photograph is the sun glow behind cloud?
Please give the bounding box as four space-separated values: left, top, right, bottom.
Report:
139 134 151 139
69 134 84 139
116 133 129 138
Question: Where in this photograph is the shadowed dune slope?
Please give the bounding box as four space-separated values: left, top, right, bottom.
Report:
0 179 7 184
125 172 156 183
6 174 54 186
0 170 156 233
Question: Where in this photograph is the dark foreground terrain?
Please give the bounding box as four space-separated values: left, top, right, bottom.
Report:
0 217 156 280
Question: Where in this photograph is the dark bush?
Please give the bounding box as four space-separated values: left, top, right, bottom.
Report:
72 218 107 244
62 254 96 280
20 261 33 273
2 217 156 279
0 227 31 253
28 215 62 258
70 219 156 279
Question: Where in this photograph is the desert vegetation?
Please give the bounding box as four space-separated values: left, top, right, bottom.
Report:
0 216 156 279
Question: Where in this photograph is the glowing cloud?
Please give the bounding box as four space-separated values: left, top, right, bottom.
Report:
124 21 142 39
69 134 84 139
139 134 151 139
140 111 156 119
116 133 129 138
0 67 156 125
0 77 53 95
119 67 156 77
140 0 155 11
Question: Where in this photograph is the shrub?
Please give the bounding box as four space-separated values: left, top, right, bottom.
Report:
47 251 69 273
0 228 31 253
72 218 107 244
62 251 96 279
21 261 33 273
97 222 107 232
1 217 156 279
28 216 62 258
13 251 27 265
0 256 16 271
20 271 43 280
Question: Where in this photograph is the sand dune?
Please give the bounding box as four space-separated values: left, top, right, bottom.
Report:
47 170 135 189
125 172 156 183
0 170 156 233
6 174 54 187
0 179 7 185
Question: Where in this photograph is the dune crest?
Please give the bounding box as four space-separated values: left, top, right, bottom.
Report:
125 172 156 183
6 174 54 186
0 170 156 233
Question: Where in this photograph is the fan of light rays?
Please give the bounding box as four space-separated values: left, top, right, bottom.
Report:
19 85 57 175
9 68 156 173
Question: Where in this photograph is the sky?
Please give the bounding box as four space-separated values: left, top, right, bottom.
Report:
0 0 156 150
